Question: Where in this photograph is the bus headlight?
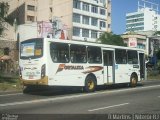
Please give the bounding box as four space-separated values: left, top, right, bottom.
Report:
41 64 46 78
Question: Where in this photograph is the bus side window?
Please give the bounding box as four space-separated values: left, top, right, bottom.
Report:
70 45 87 63
88 47 102 64
127 50 138 64
115 49 127 64
50 43 69 63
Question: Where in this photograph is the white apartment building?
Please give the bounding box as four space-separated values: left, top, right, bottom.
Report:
7 0 111 42
71 0 111 42
126 7 160 33
37 0 111 42
124 0 160 56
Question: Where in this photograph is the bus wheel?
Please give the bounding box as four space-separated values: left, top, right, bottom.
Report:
84 76 96 92
130 75 137 87
22 86 28 94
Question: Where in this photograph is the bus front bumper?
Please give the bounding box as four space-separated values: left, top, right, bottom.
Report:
20 76 48 86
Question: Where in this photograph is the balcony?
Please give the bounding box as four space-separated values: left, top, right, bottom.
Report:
80 0 104 7
73 8 106 20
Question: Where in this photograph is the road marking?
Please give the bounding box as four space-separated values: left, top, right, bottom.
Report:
88 103 129 112
0 93 22 97
136 84 160 89
0 84 160 107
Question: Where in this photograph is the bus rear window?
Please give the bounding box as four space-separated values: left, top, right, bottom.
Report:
20 38 43 59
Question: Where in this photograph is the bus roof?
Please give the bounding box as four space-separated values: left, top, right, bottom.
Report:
46 38 144 52
24 38 144 52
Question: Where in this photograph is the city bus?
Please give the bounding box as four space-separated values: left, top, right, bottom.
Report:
19 38 145 92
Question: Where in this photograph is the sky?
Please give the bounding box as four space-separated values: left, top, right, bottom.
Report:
111 0 160 35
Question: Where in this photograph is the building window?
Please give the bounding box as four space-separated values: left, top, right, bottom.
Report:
99 32 103 37
100 21 106 28
50 7 53 12
91 5 98 13
82 15 89 25
100 8 106 15
126 18 144 23
127 23 143 27
27 15 34 22
82 2 89 12
27 5 35 11
73 27 80 36
108 24 111 28
126 13 144 19
108 12 111 17
82 29 89 37
154 25 157 29
73 0 81 9
93 0 98 3
91 30 98 38
100 0 106 4
137 44 145 49
91 17 98 26
73 13 81 23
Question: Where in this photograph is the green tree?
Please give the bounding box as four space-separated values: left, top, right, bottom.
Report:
0 2 9 35
97 32 127 46
156 50 160 71
156 50 160 60
154 31 160 36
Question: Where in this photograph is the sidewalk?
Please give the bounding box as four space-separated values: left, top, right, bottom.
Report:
0 89 22 95
0 75 22 94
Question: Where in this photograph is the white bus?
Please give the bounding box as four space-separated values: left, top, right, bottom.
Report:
19 38 145 92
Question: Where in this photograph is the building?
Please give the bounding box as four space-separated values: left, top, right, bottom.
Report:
123 0 160 57
122 32 160 57
49 0 111 42
7 0 38 25
126 0 160 33
7 0 111 42
122 33 147 52
126 7 160 33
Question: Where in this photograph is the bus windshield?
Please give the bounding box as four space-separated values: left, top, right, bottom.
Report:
20 38 43 59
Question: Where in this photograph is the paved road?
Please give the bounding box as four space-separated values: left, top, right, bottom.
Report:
0 80 160 119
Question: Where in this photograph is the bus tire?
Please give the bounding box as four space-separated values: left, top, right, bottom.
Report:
22 86 29 94
84 76 96 92
130 74 138 87
22 85 33 94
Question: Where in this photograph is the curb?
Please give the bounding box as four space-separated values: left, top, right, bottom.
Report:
0 90 22 95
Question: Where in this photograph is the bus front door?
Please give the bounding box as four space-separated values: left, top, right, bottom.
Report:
139 53 145 80
103 50 115 84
